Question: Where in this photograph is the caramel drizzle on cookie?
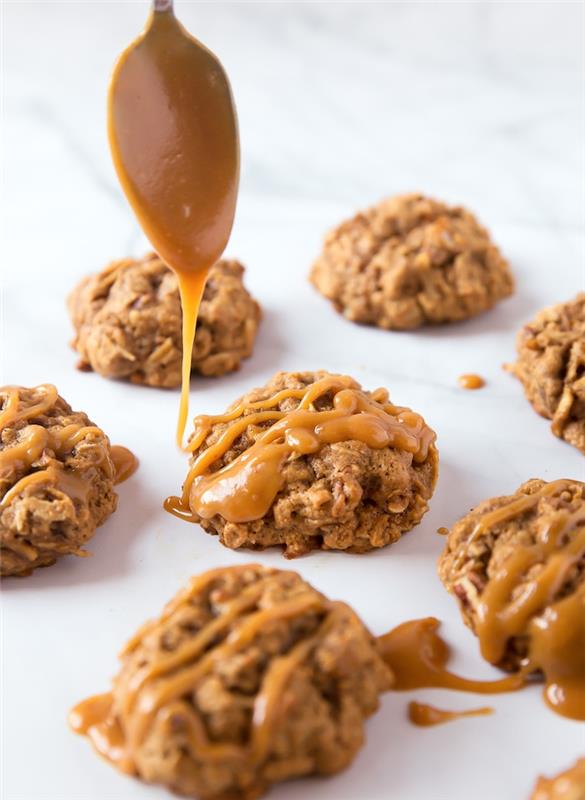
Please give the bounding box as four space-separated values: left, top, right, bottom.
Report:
165 374 436 524
460 479 585 720
0 385 137 510
69 565 352 775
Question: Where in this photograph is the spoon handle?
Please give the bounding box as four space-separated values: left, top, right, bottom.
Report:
153 0 173 11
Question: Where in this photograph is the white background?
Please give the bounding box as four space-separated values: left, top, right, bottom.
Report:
2 2 585 799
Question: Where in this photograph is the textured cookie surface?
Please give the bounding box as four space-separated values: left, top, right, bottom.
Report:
438 478 585 671
310 193 513 329
182 370 438 557
68 254 261 387
0 385 117 576
508 293 585 453
73 564 393 800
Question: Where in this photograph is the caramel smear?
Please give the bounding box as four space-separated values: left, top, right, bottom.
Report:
165 374 437 524
458 374 485 390
108 5 239 448
110 446 139 485
531 757 585 800
377 617 524 694
470 479 585 721
407 701 493 727
0 385 136 505
69 565 345 775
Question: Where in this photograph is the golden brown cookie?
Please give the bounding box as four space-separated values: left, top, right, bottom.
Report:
310 193 513 329
68 254 261 387
0 385 118 576
70 564 393 800
507 293 585 454
438 479 585 719
170 370 438 557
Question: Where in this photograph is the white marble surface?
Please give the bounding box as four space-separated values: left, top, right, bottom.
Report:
2 2 585 800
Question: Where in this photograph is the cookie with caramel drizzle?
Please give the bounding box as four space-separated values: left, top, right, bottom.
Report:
166 370 438 557
0 384 136 576
70 564 393 800
439 478 585 721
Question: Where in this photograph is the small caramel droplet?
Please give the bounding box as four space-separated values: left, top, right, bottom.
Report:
458 374 485 390
408 701 493 727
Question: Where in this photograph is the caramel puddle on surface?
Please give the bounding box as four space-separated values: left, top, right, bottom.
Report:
110 446 139 485
408 701 493 727
458 374 485 390
108 6 239 448
377 617 524 694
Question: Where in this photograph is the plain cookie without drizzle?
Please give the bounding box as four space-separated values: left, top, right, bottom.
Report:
68 253 262 388
310 193 514 329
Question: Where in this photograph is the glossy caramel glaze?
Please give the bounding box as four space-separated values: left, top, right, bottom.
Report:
378 617 524 694
443 478 585 721
69 564 389 785
531 757 585 800
0 385 136 509
165 374 436 524
108 7 239 447
458 374 485 390
407 701 493 727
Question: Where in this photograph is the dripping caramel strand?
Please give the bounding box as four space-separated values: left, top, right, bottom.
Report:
0 386 136 509
462 479 585 721
70 566 340 773
407 701 493 727
165 375 436 524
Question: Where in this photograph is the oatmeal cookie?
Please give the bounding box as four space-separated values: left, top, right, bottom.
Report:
70 564 393 800
0 384 118 576
310 193 513 329
172 370 438 557
507 294 585 454
68 254 261 387
438 479 585 674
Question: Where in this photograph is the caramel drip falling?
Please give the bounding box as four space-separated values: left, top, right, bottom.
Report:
165 375 436 524
108 7 239 447
468 479 585 721
69 566 341 775
377 617 523 694
407 701 493 727
0 386 137 509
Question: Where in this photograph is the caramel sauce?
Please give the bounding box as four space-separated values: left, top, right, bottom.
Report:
69 565 340 773
458 374 485 390
531 758 585 800
110 446 139 485
467 479 585 721
407 701 493 727
165 375 437 524
0 386 137 509
108 5 239 447
378 617 523 694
